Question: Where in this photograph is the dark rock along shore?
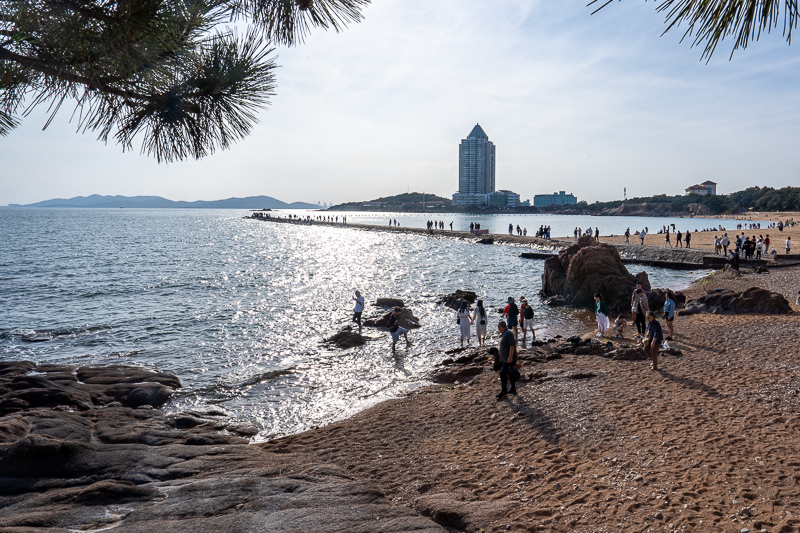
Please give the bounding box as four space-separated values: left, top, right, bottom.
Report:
0 362 444 532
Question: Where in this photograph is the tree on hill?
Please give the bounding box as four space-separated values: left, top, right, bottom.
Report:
0 0 368 161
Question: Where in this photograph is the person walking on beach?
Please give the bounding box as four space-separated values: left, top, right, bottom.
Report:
643 311 664 371
387 308 411 351
504 297 520 339
594 293 610 337
713 236 721 255
520 298 535 345
625 228 630 244
663 291 676 340
664 231 672 247
496 320 518 399
472 299 488 346
676 230 682 247
685 230 691 248
352 290 365 333
632 288 649 338
765 234 770 253
456 301 472 347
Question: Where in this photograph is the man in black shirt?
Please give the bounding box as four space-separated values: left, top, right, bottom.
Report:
643 311 663 371
497 321 518 399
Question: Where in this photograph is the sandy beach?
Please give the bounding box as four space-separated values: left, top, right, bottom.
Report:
596 214 799 254
265 262 800 531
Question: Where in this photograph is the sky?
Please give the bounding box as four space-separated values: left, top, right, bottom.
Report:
2 0 800 206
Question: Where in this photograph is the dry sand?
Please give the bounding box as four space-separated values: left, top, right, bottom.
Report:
586 213 799 254
265 263 800 532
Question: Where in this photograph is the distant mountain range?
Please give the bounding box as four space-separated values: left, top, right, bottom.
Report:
7 194 320 210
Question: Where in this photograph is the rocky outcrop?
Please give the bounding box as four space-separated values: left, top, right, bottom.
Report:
363 307 422 329
436 290 477 310
376 297 405 308
325 326 368 349
679 287 793 316
0 362 444 532
541 236 642 313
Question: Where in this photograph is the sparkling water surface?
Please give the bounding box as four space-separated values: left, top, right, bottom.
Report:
1 208 711 439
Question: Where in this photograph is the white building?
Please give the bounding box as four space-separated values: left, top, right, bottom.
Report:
533 191 577 207
685 181 717 196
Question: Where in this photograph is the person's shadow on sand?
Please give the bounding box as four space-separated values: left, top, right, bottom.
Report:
500 394 560 445
657 370 721 397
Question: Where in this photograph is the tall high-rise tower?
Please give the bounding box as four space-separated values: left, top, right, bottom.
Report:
459 124 495 194
453 124 496 207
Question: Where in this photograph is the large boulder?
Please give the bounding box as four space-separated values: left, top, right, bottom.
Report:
679 287 793 316
363 307 422 329
541 236 640 313
325 327 368 349
375 298 405 308
436 290 477 310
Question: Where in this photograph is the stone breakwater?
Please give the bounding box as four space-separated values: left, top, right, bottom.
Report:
247 215 722 267
0 362 444 532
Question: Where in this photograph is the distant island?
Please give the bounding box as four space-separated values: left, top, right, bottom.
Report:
6 194 319 210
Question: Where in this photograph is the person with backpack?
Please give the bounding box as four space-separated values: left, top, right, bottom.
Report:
386 307 410 351
519 298 535 345
504 297 519 339
496 320 518 399
471 299 488 346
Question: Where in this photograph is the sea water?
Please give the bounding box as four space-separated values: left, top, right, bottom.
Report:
0 208 711 439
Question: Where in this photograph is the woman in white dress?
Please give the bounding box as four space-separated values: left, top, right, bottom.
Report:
456 301 472 347
471 299 488 346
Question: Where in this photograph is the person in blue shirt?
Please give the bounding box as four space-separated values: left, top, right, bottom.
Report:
662 291 676 340
644 311 663 371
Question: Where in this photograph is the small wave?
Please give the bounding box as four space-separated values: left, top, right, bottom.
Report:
240 368 296 387
8 325 110 343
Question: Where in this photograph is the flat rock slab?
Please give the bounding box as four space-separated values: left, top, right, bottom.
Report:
0 362 444 532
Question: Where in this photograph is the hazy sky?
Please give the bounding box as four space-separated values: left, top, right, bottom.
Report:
2 0 800 206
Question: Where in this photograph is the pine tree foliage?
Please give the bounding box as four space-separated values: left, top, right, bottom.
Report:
0 0 369 161
590 0 799 60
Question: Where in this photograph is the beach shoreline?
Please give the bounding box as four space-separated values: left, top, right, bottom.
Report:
259 258 800 531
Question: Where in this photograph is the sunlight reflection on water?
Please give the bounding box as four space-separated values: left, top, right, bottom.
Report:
0 208 710 439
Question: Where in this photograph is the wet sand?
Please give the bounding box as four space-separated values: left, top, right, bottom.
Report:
264 262 800 532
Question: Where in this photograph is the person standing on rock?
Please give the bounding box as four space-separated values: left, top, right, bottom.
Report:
663 291 676 340
472 300 488 346
387 308 410 351
456 301 472 347
352 290 365 333
508 223 513 235
496 320 518 399
643 311 663 371
640 229 646 246
722 233 729 255
632 288 649 339
594 293 610 337
504 297 520 339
